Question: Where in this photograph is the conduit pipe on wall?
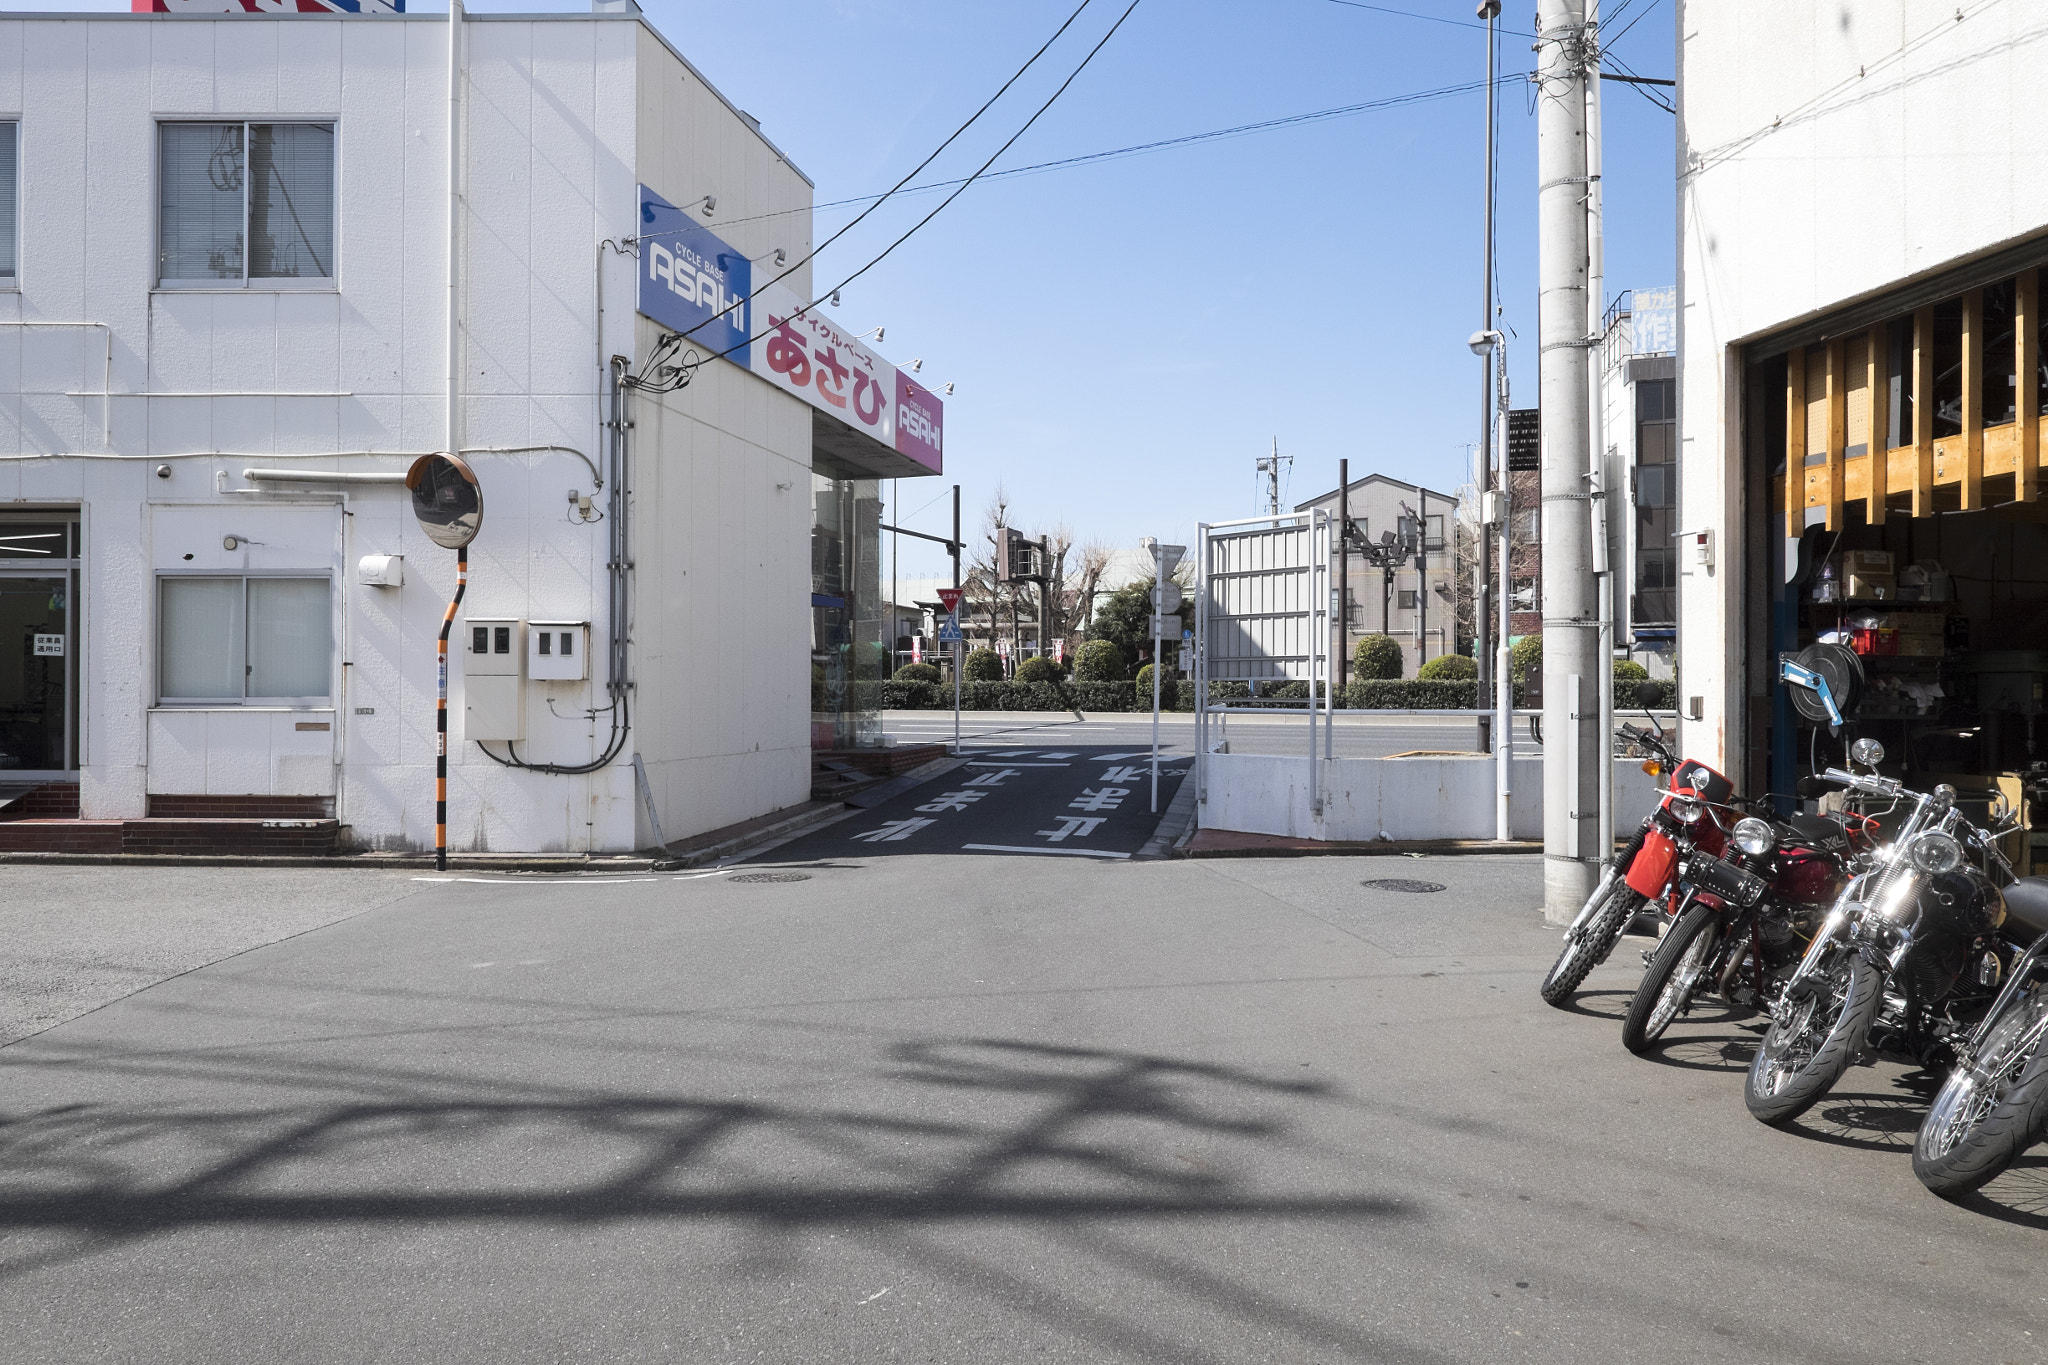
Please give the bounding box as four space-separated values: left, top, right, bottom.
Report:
243 468 408 484
447 0 466 461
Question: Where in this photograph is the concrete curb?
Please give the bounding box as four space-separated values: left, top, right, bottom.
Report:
0 851 665 872
1182 836 1541 860
652 802 855 870
1135 771 1200 860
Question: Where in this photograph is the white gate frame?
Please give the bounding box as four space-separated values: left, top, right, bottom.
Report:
1194 511 1330 829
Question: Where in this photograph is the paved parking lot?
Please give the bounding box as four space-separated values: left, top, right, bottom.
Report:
1 841 2043 1363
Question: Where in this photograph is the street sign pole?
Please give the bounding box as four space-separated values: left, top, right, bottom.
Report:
1140 540 1187 814
937 585 965 755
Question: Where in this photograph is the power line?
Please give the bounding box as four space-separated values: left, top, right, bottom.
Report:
735 0 1102 318
1601 0 1665 54
681 0 1150 381
711 74 1522 235
1602 49 1674 113
1315 0 1534 37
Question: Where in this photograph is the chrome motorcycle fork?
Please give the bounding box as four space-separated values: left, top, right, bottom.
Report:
1565 862 1622 936
1962 936 2048 1055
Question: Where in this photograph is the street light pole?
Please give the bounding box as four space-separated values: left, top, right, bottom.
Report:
1477 0 1500 707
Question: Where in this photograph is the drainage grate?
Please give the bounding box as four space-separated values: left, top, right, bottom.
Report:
728 871 812 884
1361 878 1446 894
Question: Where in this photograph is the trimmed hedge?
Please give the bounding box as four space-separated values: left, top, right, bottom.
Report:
859 675 1687 712
1353 634 1404 680
1418 652 1477 681
1015 656 1061 684
893 662 941 684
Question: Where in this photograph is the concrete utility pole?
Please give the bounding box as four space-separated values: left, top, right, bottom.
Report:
1476 0 1500 706
1537 0 1601 922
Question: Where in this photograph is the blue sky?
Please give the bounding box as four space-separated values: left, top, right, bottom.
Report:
644 0 1678 583
37 0 1675 585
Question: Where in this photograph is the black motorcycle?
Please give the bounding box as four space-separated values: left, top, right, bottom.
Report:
1912 875 2048 1196
1745 747 2038 1127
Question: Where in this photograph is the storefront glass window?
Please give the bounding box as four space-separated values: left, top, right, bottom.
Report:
810 473 885 750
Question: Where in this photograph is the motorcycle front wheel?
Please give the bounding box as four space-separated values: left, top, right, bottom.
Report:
1913 985 2048 1199
1539 880 1645 1008
1744 942 1882 1126
1621 904 1720 1054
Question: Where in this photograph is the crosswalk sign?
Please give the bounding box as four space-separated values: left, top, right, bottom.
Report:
936 614 964 643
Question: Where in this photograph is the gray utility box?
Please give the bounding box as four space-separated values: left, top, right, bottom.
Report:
464 617 524 742
527 620 589 682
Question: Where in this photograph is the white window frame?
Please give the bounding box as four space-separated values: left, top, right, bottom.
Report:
156 572 335 706
156 119 337 292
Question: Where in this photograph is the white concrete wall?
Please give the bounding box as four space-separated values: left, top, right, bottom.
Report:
1676 2 2048 782
0 13 818 851
1200 753 1660 843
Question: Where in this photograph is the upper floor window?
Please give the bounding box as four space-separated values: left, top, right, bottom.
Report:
159 122 333 288
0 122 16 282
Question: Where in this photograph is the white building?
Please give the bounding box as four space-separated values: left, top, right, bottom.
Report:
1679 3 2048 832
1597 287 1677 675
0 6 941 854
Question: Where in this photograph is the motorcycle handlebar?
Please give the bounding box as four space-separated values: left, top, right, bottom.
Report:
1820 767 1904 799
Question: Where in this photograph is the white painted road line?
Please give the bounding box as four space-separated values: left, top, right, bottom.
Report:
960 844 1133 859
964 762 1069 768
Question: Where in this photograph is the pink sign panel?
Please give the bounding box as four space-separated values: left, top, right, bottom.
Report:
894 372 944 474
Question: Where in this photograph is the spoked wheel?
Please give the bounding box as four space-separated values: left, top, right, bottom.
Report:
1913 985 2048 1199
1539 881 1645 1008
1621 904 1720 1054
1744 941 1882 1127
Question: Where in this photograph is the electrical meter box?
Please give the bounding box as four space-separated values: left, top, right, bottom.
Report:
527 620 590 682
463 617 524 740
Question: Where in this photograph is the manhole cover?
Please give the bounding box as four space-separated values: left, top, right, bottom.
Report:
1361 878 1446 894
729 872 812 884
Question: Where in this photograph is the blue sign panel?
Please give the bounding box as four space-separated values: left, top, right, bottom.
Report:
637 185 752 366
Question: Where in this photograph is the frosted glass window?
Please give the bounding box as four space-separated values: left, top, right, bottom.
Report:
160 123 245 282
0 122 16 280
247 578 331 698
159 576 330 702
160 578 245 700
160 122 332 286
249 124 333 280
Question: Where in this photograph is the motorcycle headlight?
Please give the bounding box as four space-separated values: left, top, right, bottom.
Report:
1667 795 1704 825
1907 831 1963 876
1732 817 1776 857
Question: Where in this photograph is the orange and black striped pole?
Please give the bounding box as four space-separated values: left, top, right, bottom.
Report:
436 545 468 871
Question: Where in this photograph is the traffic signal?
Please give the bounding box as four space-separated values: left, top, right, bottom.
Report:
995 527 1021 584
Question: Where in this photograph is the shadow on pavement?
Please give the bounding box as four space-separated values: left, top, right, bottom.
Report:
0 1037 1432 1359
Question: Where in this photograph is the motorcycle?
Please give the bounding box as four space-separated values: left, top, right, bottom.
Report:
1911 858 2048 1197
1620 798 1871 1054
1745 742 2040 1128
1539 683 1735 1008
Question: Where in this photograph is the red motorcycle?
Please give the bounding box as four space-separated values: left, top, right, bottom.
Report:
1539 694 1737 1008
1620 800 1877 1052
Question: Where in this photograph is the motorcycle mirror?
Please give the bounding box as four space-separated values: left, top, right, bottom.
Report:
1633 681 1663 710
1796 775 1833 799
1850 737 1885 769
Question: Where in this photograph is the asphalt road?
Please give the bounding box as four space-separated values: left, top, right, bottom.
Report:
1 847 2044 1363
784 745 1190 862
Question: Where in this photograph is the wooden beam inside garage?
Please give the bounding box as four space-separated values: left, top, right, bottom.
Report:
1962 289 1984 510
1913 305 1935 516
1785 346 1806 537
2020 271 2040 503
1865 323 1888 522
1824 338 1846 530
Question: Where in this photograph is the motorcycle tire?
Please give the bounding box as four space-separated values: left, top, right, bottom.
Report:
1744 949 1882 1127
1912 986 2048 1199
1621 904 1719 1055
1539 882 1644 1008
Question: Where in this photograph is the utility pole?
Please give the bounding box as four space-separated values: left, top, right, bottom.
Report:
1538 0 1601 922
1257 438 1291 526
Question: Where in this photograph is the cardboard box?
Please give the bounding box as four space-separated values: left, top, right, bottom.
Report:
1847 572 1896 601
1896 633 1945 657
1845 549 1895 574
